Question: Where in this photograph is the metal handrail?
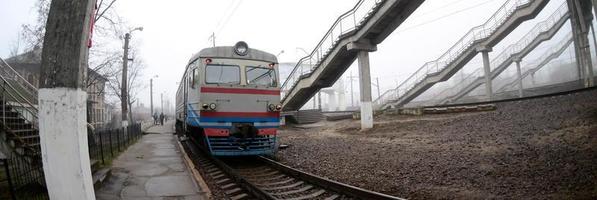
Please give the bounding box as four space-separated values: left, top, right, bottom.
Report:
0 57 38 99
0 74 38 124
281 0 384 101
373 0 546 108
436 3 568 104
498 34 573 92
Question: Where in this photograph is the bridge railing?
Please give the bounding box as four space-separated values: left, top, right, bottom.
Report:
492 3 568 69
374 0 535 108
498 33 573 92
0 58 38 103
281 0 384 101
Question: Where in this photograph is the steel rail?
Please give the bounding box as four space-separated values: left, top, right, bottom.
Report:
182 136 406 199
257 156 405 200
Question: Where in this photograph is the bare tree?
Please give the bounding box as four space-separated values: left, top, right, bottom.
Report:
105 47 147 122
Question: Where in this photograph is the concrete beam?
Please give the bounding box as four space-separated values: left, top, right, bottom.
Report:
347 39 377 52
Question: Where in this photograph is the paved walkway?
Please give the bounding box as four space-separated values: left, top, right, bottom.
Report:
96 121 208 200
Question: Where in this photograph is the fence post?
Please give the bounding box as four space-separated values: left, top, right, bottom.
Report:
109 130 113 158
117 128 121 152
99 131 104 165
2 158 17 200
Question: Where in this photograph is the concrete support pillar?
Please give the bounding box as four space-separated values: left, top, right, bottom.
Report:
328 92 337 111
514 58 524 98
317 92 322 110
568 0 595 87
357 51 373 129
478 46 493 100
38 0 96 199
337 78 347 111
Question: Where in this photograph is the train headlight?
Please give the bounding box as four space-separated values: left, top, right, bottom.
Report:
209 103 217 110
268 104 276 111
275 104 282 111
234 41 249 56
202 103 209 110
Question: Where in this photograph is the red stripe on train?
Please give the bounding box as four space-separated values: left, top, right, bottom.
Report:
201 87 280 95
200 111 280 118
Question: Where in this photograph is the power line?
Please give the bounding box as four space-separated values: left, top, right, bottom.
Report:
396 0 497 34
215 0 242 36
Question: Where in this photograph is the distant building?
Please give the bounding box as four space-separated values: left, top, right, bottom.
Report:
5 48 112 129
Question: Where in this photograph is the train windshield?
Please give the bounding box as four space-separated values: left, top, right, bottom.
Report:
205 64 241 85
246 66 277 87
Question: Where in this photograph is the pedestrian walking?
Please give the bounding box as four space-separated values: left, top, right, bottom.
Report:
160 113 164 125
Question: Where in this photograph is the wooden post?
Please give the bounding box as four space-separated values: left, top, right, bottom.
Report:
38 0 96 199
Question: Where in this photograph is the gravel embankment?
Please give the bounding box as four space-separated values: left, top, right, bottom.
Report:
276 89 597 199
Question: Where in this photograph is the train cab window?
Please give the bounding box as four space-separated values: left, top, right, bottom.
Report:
205 64 240 85
246 66 277 87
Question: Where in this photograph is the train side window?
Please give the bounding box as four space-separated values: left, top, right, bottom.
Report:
192 68 199 87
187 71 193 88
190 69 196 89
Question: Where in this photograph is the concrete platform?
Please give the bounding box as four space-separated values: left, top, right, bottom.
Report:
95 121 208 200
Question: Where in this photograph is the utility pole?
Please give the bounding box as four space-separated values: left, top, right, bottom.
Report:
376 77 380 100
122 33 130 126
121 27 142 127
38 0 96 199
349 72 354 107
150 78 153 116
210 32 216 47
161 92 164 114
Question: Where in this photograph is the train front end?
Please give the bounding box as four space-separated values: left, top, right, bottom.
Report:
192 42 281 156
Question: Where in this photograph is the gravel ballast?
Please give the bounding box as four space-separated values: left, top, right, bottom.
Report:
275 88 597 199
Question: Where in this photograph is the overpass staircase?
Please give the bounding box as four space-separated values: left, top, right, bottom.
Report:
0 58 41 164
281 0 425 111
496 35 574 93
373 0 550 110
441 3 570 104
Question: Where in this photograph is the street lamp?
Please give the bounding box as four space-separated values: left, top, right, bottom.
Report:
150 75 158 117
121 26 143 127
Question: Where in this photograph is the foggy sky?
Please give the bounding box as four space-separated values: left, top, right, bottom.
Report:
1 0 591 109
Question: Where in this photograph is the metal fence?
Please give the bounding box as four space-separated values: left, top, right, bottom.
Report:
0 123 143 200
89 123 143 165
0 156 47 200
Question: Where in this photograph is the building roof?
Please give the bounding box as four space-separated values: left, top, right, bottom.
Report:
5 49 108 82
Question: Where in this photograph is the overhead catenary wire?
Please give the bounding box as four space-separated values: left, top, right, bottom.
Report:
396 0 498 34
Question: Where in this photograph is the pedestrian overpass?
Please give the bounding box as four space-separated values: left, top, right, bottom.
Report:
441 2 570 104
372 0 550 110
281 0 425 111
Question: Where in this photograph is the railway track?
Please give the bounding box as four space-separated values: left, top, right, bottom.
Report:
180 138 404 200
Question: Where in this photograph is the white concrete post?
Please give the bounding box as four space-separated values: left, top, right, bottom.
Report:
38 0 96 199
336 78 347 111
328 92 337 111
514 58 524 98
357 51 373 129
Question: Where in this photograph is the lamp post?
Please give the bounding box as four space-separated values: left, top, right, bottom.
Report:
161 92 164 114
121 26 143 127
150 75 158 117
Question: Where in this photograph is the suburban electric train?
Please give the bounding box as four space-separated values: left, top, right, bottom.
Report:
175 41 281 156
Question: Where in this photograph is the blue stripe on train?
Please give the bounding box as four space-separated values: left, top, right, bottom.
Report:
199 117 279 123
